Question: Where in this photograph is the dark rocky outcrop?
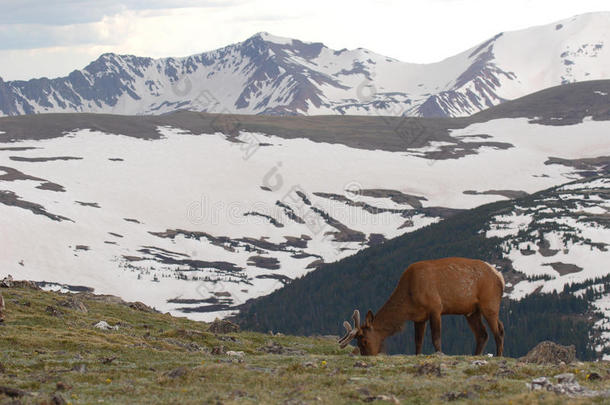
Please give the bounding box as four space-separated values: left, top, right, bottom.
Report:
521 341 576 365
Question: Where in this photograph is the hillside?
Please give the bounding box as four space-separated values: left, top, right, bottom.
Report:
1 79 609 148
0 285 609 404
235 175 610 359
0 13 609 117
1 80 609 321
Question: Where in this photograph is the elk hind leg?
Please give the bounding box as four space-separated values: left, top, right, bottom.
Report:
414 320 426 355
481 308 504 356
465 310 488 355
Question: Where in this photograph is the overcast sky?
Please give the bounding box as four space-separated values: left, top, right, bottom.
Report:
1 0 608 81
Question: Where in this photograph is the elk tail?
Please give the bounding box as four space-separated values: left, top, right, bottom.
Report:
485 262 505 292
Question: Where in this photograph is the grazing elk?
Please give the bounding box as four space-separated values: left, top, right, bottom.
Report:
338 257 505 356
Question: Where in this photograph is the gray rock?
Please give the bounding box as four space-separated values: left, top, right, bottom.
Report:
364 394 400 404
208 318 240 334
0 275 13 288
45 306 63 317
59 297 88 313
530 376 551 390
211 345 225 355
555 373 576 384
226 350 245 357
0 386 29 398
93 320 118 330
0 276 40 290
163 338 202 352
165 366 188 379
51 393 67 405
415 362 442 377
521 341 576 365
258 340 304 355
72 364 87 373
528 375 610 397
128 301 157 313
441 391 475 401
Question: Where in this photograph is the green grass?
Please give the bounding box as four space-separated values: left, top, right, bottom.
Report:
0 287 608 404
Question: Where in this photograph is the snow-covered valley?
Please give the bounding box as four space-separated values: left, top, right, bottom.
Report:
1 106 609 320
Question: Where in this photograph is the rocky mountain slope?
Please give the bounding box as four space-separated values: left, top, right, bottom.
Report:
0 12 609 117
235 174 610 358
1 80 609 322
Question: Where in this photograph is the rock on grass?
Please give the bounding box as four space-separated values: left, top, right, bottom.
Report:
0 386 29 398
208 318 239 334
45 306 64 317
364 394 400 404
59 297 88 313
129 301 157 313
50 393 67 405
521 341 576 365
258 340 304 355
415 362 442 377
165 366 189 379
441 391 475 401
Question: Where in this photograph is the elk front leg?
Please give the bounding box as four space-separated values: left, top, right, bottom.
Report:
414 320 426 355
429 312 442 353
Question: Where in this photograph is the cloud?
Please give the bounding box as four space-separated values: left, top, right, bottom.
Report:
0 14 134 50
0 1 245 50
0 0 238 25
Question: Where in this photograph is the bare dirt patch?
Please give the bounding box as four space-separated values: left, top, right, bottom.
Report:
543 262 583 276
9 156 83 162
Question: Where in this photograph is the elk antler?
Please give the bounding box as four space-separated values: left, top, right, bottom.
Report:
338 309 361 348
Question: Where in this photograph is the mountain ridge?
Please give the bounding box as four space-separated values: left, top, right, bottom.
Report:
1 12 609 118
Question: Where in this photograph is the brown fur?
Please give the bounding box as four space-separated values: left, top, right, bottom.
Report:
346 257 505 356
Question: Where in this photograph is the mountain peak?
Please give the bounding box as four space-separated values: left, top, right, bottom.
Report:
1 13 609 118
249 31 294 45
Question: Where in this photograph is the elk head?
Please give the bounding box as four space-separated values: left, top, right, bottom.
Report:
338 309 384 355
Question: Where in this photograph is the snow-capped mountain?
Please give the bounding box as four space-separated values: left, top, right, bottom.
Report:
1 12 609 118
1 80 610 320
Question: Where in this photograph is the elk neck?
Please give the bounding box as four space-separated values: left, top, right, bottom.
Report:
371 287 413 338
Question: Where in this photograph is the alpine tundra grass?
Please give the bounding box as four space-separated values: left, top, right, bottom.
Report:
0 287 608 404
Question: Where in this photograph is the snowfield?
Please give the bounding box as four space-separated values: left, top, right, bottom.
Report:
1 114 610 320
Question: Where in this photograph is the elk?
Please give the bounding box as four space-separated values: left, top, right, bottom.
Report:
338 257 505 356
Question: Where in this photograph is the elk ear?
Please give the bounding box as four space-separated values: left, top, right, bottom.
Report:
365 310 374 326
